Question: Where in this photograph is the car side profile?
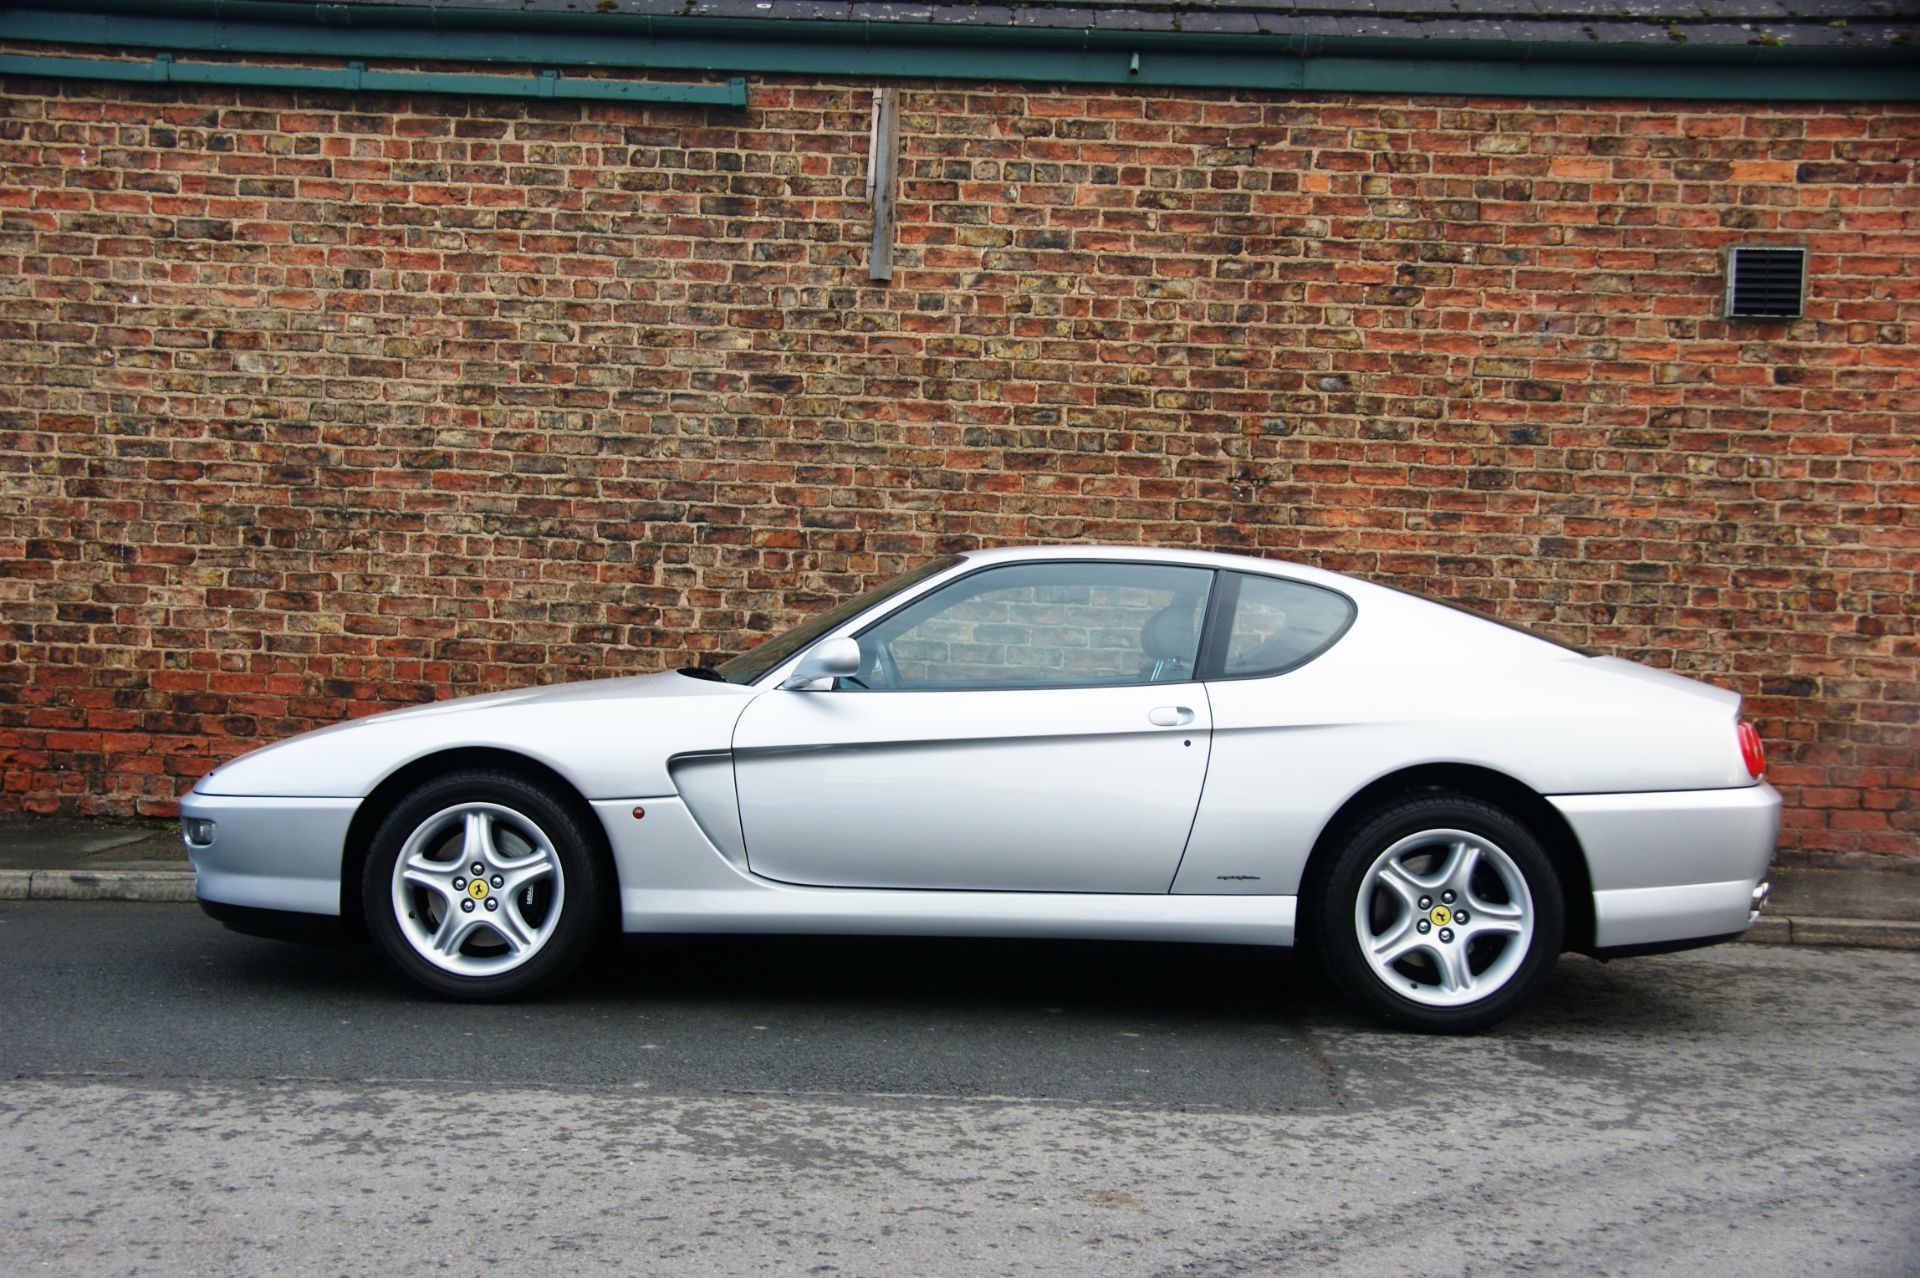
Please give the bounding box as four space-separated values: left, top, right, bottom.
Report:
181 546 1778 1031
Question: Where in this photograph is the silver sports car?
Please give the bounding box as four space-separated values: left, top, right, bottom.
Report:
182 546 1778 1031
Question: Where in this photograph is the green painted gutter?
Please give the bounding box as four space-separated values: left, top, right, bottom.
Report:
0 48 748 105
3 2 1916 102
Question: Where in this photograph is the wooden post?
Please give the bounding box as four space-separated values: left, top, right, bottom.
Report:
866 86 899 283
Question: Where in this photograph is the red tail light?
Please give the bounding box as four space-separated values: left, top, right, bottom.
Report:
1737 718 1766 779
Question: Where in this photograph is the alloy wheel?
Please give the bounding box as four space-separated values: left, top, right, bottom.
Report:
389 801 566 977
1353 827 1535 1008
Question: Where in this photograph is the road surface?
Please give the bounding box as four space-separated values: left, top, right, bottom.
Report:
2 901 1915 1275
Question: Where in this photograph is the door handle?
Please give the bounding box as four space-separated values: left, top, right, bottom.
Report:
1148 706 1194 727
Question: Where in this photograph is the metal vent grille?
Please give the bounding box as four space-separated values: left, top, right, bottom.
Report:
1725 247 1806 319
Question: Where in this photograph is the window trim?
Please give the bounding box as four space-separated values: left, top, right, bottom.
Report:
1195 570 1357 683
839 558 1219 694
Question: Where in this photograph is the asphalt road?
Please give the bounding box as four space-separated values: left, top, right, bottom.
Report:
2 901 1917 1277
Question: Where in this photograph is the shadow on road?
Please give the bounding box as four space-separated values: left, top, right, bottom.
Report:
4 900 1759 1108
2 902 1363 1106
221 924 1341 1024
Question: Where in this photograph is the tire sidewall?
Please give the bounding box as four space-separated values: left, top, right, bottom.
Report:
363 771 605 1001
1315 794 1565 1033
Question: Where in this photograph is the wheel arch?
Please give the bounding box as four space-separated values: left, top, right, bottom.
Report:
340 747 619 937
1297 763 1595 954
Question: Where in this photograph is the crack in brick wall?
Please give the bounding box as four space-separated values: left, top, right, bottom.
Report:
0 69 1914 864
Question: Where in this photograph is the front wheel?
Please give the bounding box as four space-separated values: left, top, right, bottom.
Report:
1313 793 1563 1033
363 770 607 1001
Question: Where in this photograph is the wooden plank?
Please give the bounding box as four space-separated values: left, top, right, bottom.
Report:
867 86 899 283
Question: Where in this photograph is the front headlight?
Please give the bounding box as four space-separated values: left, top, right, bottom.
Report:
182 817 217 846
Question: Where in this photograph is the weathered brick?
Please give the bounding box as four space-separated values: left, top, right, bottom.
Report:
0 67 1913 863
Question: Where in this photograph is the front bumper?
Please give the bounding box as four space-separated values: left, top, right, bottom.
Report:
1551 782 1780 950
179 791 360 917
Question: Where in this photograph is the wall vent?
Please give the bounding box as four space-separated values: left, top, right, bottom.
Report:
1725 246 1806 319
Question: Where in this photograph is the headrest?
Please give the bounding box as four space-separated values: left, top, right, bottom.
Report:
1141 604 1196 662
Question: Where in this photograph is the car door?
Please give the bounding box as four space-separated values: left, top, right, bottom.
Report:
731 560 1215 894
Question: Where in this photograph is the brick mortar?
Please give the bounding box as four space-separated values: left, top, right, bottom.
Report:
0 67 1914 863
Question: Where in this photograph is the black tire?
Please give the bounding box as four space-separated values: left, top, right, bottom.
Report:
1311 792 1564 1033
362 770 608 1001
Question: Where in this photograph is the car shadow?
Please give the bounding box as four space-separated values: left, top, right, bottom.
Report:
598 932 1337 1022
183 931 1355 1108
217 927 1342 1025
213 929 1720 1035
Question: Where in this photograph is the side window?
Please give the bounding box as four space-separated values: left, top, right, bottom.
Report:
1218 573 1353 678
857 562 1213 690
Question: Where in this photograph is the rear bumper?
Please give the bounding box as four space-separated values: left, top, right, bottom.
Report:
1550 783 1780 950
1589 880 1764 950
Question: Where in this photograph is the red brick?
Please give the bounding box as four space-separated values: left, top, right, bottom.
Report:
0 68 1913 863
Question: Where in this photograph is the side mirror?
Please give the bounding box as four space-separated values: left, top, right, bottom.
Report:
779 637 862 690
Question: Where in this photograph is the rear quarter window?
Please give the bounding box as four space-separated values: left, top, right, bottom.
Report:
1211 573 1354 679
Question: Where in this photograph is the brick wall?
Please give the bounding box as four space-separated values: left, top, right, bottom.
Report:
1 66 1914 866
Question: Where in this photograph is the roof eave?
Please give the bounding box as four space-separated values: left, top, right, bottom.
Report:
6 2 1917 101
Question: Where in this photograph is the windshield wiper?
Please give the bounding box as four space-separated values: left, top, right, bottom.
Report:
675 665 727 682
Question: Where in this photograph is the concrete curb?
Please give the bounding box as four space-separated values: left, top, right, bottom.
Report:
0 869 196 904
1743 913 1920 952
0 870 1915 951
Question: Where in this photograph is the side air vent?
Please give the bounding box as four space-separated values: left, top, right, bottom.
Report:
1725 246 1806 319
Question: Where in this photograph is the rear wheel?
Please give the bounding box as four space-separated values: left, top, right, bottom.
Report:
1314 793 1563 1033
363 770 606 1000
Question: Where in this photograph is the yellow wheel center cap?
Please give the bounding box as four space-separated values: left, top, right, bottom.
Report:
1430 905 1452 927
468 880 490 901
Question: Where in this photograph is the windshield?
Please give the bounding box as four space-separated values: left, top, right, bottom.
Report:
711 556 963 685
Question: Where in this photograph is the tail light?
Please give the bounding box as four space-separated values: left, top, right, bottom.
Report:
1736 718 1766 779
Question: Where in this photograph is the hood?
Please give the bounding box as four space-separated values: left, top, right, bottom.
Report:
195 670 755 800
325 670 731 724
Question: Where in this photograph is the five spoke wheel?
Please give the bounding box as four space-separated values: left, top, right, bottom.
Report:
364 771 606 1000
392 803 566 978
1315 792 1563 1033
1355 829 1533 1008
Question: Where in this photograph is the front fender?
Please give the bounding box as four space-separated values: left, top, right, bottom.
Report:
193 672 757 800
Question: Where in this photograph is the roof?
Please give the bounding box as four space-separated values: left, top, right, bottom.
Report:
11 0 1917 100
333 0 1920 52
